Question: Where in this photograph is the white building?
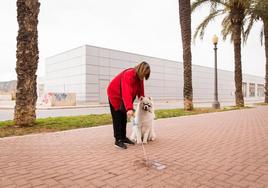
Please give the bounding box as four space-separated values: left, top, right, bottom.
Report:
45 45 265 105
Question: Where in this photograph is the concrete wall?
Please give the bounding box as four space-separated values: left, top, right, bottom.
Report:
192 65 236 103
85 45 182 103
45 45 265 104
42 92 76 106
242 74 265 102
45 46 87 101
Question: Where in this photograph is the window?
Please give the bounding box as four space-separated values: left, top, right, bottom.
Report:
257 84 264 97
242 82 247 97
249 83 255 97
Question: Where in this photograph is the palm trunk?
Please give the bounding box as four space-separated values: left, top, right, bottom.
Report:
179 0 193 111
14 0 40 126
232 13 244 107
264 20 268 103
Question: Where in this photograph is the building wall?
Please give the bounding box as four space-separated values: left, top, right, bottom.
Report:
192 65 236 102
45 45 265 104
85 45 183 103
243 75 265 101
45 46 87 101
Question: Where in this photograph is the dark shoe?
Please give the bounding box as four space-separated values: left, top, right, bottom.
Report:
123 137 135 145
114 140 127 149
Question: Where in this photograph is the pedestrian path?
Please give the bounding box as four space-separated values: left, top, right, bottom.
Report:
0 106 268 187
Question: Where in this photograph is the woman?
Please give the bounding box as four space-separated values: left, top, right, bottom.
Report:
107 61 150 149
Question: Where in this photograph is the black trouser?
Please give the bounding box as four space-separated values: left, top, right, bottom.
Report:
109 100 127 141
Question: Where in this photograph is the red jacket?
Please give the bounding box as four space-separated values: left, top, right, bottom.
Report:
107 68 144 111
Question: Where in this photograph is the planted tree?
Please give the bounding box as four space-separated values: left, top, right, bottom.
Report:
179 0 194 110
245 0 268 103
15 0 40 126
192 0 252 107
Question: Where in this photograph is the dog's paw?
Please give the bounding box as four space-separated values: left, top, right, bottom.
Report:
137 140 142 144
148 136 155 141
142 141 148 144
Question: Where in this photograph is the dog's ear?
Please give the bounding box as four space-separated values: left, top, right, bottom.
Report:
148 97 153 100
139 96 144 101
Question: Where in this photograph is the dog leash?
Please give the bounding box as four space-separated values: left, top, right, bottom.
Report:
131 116 149 166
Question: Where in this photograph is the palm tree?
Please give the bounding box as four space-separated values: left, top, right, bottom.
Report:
192 0 251 107
264 12 268 103
15 0 40 126
179 0 194 110
245 0 268 103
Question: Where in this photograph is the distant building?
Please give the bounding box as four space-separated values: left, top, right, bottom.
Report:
0 80 17 100
44 45 265 104
0 79 46 101
0 80 16 94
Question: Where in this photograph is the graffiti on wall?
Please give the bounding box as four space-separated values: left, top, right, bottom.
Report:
54 93 67 101
42 92 76 106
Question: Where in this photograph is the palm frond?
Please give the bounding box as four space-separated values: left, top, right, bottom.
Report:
254 0 268 18
191 0 228 13
243 0 267 45
241 22 245 44
193 9 225 41
221 15 232 41
192 0 211 12
210 1 218 13
243 15 258 43
237 0 251 9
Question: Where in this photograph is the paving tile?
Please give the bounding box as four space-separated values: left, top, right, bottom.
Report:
0 106 267 187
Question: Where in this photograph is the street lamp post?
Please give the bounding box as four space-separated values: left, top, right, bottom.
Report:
212 34 220 109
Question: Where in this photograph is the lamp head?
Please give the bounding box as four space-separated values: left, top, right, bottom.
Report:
212 34 218 45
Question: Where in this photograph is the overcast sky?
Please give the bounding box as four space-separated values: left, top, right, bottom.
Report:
0 0 265 82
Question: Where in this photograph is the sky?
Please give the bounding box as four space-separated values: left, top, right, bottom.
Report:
0 0 265 82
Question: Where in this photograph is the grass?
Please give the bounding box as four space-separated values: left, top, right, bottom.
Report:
0 114 112 138
0 106 248 138
154 106 243 118
254 102 268 106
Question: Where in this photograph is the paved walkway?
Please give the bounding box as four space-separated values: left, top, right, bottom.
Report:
1 107 268 188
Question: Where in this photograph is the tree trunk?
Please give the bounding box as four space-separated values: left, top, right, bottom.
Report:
14 0 40 126
264 20 268 103
178 0 193 111
231 10 244 107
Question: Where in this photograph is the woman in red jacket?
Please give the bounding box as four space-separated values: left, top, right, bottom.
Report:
107 61 150 149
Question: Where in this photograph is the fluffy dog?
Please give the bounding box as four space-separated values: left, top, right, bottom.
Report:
130 96 156 144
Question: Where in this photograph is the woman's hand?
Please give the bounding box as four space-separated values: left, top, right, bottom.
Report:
127 110 134 118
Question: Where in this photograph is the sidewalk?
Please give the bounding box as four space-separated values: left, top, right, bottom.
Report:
1 106 268 187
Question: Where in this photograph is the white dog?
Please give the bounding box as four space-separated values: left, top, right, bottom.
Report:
130 96 156 144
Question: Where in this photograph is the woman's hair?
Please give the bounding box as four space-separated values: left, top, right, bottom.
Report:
134 61 150 80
